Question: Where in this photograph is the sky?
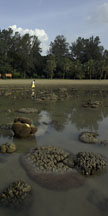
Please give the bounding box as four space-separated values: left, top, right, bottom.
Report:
0 0 108 55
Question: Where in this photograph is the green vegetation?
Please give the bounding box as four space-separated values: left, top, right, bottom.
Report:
0 28 108 79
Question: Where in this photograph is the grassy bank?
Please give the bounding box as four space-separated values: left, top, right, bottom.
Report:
0 79 108 87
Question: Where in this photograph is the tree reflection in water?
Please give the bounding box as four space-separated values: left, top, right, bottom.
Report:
70 106 103 131
39 91 108 132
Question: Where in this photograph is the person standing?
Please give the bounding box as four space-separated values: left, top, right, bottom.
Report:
31 80 35 98
32 80 35 89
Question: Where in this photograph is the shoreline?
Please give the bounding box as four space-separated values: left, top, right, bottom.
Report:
0 79 108 86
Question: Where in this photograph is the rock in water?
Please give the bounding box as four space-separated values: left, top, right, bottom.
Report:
100 140 108 146
74 152 106 175
0 181 31 209
21 146 85 190
12 117 37 138
79 132 98 144
16 108 38 113
14 117 32 125
82 100 102 108
12 122 31 138
0 143 16 153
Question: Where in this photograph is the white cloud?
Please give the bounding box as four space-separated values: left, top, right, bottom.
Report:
88 2 108 24
9 25 48 42
8 25 49 55
40 42 49 55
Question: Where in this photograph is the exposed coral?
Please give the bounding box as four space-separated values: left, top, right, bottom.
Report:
0 181 31 208
79 132 98 144
74 152 106 175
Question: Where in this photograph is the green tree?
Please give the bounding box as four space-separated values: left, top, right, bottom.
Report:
87 59 95 79
102 50 108 79
70 36 104 63
48 35 69 78
73 60 84 79
45 55 56 79
9 32 42 78
0 28 13 76
30 35 42 78
49 35 69 57
60 57 72 79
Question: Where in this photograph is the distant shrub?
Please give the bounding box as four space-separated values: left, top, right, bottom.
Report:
13 71 21 78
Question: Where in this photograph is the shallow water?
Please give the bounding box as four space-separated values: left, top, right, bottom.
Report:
0 85 108 216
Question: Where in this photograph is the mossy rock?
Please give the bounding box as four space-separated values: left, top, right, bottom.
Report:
30 125 38 135
21 146 85 190
74 152 106 175
79 132 98 144
12 122 31 138
0 180 31 208
83 100 102 108
16 108 38 113
12 121 37 138
100 140 108 146
14 117 32 125
0 143 16 153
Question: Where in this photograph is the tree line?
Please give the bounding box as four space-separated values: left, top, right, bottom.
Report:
0 28 108 79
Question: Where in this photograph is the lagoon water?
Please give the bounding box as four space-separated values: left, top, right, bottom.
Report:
0 85 108 216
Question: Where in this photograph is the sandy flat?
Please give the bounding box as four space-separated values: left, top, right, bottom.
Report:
0 79 108 87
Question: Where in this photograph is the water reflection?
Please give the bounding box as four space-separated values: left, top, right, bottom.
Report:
31 88 35 99
1 87 108 133
37 99 108 132
0 95 108 141
0 134 13 146
36 111 51 136
69 106 103 131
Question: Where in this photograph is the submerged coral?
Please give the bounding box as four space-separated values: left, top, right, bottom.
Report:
0 143 16 153
21 146 85 190
74 152 106 175
82 100 102 108
79 132 99 144
0 180 32 208
23 146 73 174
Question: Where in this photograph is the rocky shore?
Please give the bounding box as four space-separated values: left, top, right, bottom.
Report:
0 85 108 102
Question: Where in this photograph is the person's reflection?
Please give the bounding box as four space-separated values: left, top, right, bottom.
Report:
31 88 35 99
